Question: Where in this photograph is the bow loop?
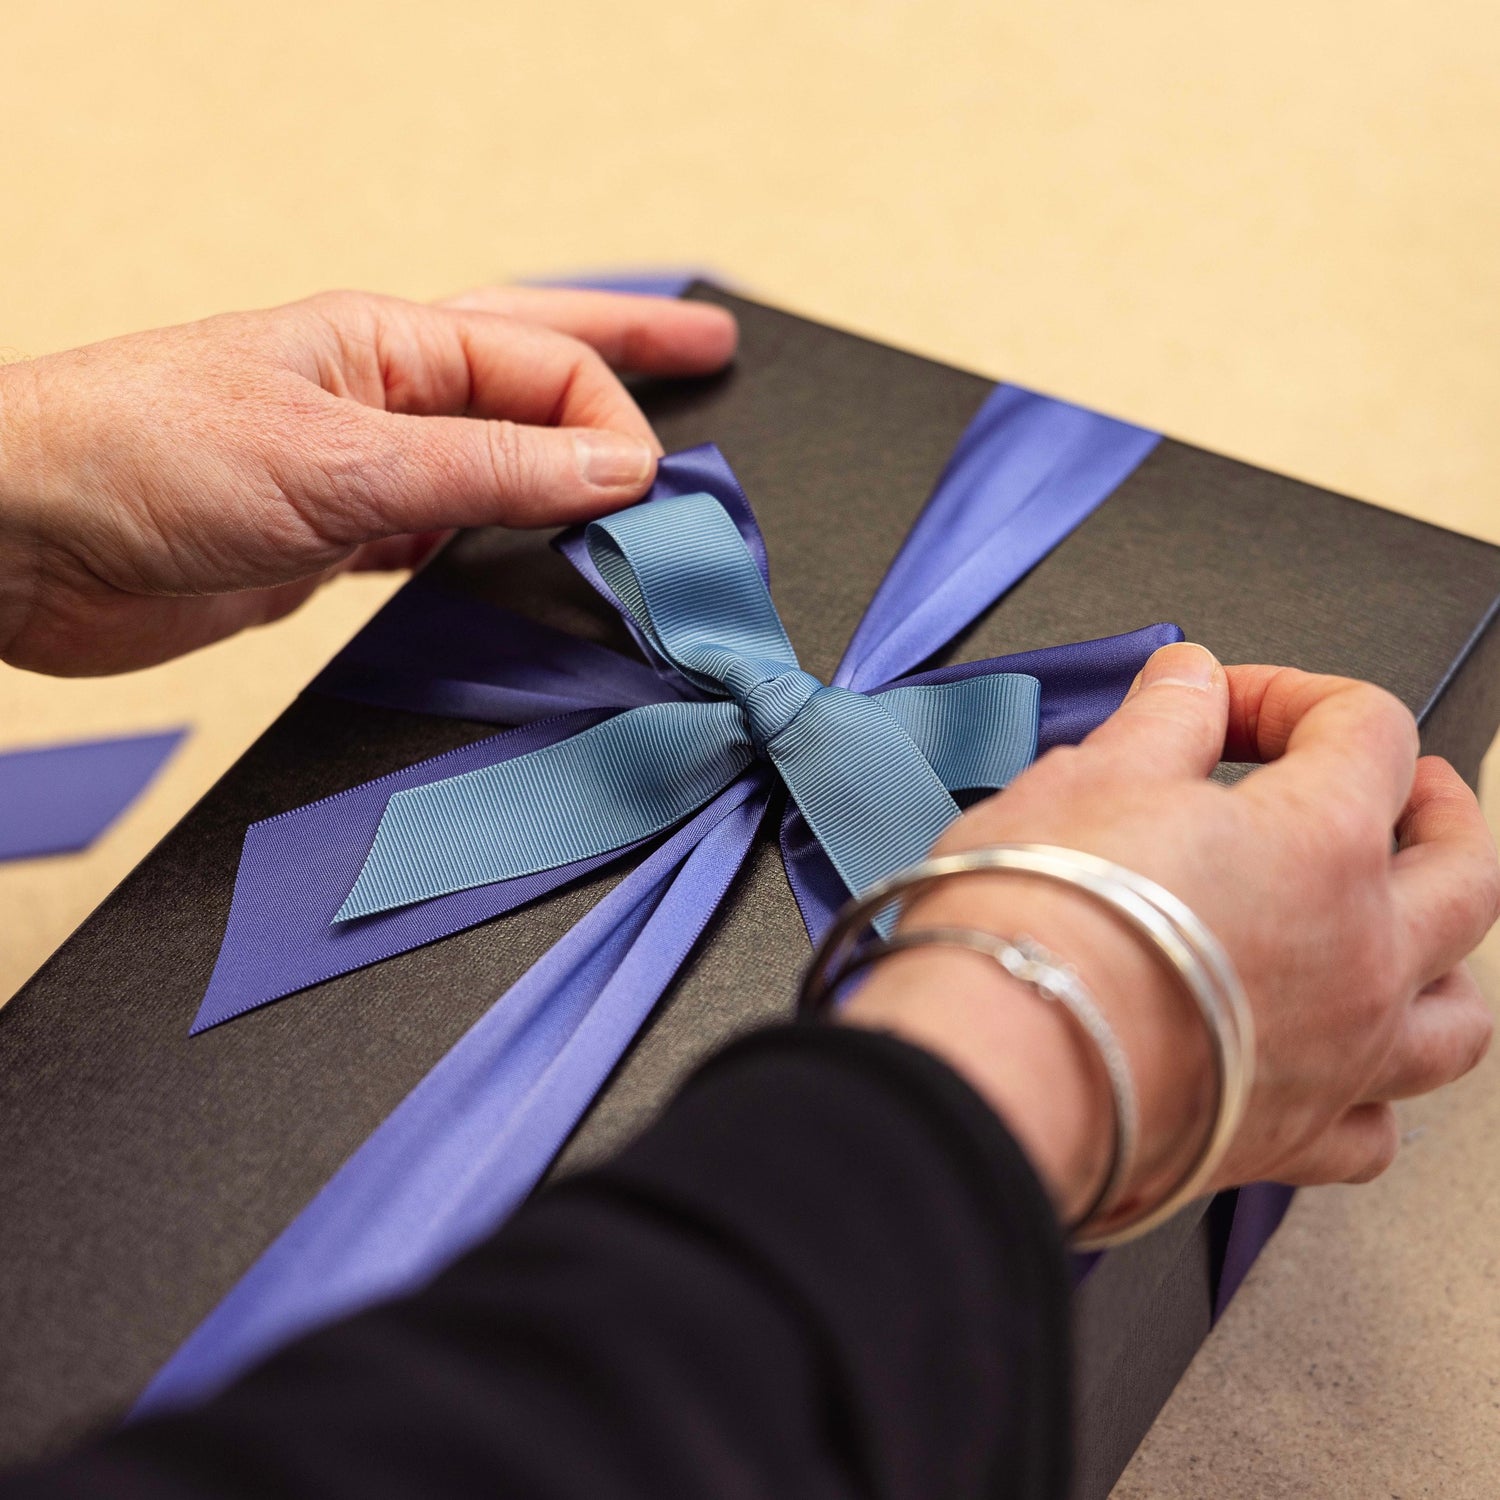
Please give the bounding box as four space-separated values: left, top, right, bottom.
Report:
587 493 799 695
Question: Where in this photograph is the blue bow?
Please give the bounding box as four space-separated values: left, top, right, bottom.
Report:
338 491 1038 924
193 421 1176 1036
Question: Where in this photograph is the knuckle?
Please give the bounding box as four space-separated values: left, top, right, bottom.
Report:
1413 753 1461 791
1347 1107 1401 1183
304 288 367 324
575 338 610 379
1461 1005 1494 1078
1031 741 1077 772
1362 682 1420 747
1351 969 1401 1035
286 411 393 542
930 808 989 857
1002 744 1093 811
574 347 616 405
1028 742 1089 789
556 338 627 423
484 419 534 498
1398 1023 1445 1090
1318 789 1387 868
555 329 606 375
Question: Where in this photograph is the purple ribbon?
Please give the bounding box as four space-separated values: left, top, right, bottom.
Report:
137 383 1282 1416
0 730 185 862
526 269 712 298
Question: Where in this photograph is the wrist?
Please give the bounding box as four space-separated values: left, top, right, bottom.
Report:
0 361 48 661
842 945 1115 1224
838 875 1216 1231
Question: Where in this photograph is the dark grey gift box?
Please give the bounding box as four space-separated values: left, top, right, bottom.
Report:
3 286 1499 1496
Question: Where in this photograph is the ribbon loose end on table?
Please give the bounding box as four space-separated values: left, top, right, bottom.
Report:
0 728 187 863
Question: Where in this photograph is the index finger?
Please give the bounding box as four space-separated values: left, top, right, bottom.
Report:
317 294 661 445
1225 664 1419 822
436 285 739 376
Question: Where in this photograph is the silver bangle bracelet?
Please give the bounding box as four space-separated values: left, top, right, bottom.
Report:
797 843 1255 1249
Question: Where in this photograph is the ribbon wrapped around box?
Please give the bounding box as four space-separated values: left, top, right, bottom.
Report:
9 288 1500 1498
144 395 1216 1412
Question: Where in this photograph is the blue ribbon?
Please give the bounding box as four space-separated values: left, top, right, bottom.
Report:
143 387 1177 1414
336 491 1039 925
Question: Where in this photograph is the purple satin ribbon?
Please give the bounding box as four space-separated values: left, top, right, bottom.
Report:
192 448 773 1034
137 381 1284 1416
0 730 185 862
527 269 713 298
1212 1181 1296 1318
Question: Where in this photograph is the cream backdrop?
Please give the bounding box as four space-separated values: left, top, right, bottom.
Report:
2 3 1497 1495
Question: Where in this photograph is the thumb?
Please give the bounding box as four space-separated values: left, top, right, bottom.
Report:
1081 641 1229 781
350 410 659 534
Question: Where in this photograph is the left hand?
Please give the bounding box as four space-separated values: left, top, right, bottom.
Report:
843 646 1498 1229
0 286 737 674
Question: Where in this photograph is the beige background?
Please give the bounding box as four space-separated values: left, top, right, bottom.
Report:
2 2 1498 1493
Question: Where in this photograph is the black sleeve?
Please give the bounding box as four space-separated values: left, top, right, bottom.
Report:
1 1024 1073 1500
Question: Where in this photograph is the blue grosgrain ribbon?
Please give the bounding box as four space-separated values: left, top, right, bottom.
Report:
335 491 1039 925
145 387 1177 1413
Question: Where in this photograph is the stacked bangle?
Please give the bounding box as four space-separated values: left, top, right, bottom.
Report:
797 843 1255 1249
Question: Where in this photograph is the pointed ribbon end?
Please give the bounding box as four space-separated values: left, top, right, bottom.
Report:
332 888 377 925
189 974 258 1036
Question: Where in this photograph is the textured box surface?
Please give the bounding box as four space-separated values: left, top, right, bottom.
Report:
3 289 1499 1491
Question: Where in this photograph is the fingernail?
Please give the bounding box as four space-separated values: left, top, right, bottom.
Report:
1141 642 1220 692
574 431 654 490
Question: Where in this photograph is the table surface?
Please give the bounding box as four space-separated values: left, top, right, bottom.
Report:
3 5 1498 1494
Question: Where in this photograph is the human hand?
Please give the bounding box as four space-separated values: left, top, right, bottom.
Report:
0 286 737 674
842 643 1498 1231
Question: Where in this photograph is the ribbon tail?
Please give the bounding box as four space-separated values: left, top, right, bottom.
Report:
875 673 1040 792
0 729 185 862
532 269 707 298
838 386 1161 691
338 701 753 921
893 623 1185 754
779 629 1178 943
778 797 850 943
768 688 960 911
139 777 770 1418
1210 1182 1297 1321
775 674 1040 941
193 710 635 1032
310 665 640 727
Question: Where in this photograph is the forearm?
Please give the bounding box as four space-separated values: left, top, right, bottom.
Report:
1 1026 1071 1500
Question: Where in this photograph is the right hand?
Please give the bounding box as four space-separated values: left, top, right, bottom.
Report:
842 642 1499 1230
0 286 737 675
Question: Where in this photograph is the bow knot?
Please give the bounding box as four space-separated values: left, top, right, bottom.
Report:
736 667 824 753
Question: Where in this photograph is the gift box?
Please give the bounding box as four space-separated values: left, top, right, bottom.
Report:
3 285 1499 1498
